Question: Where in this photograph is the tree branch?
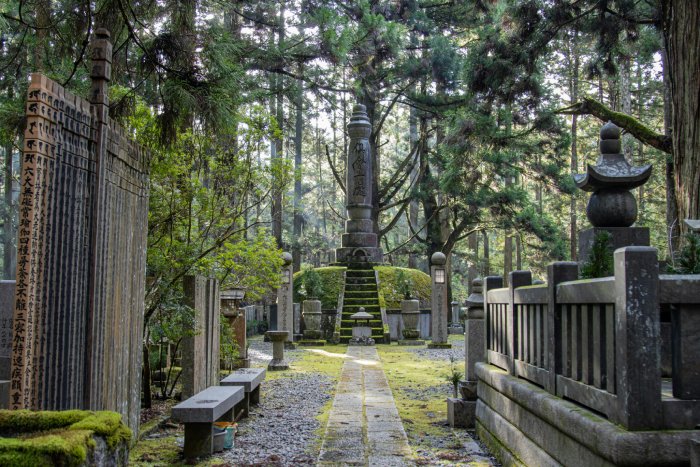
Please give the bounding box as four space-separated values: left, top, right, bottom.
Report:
325 144 346 194
557 97 672 154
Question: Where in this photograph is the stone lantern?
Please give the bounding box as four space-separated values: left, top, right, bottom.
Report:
574 121 652 260
428 252 451 349
349 308 375 345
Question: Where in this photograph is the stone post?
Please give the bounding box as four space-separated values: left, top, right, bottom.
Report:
428 252 451 349
545 262 578 394
266 331 290 371
449 279 484 428
276 252 294 347
507 271 532 375
483 275 504 368
613 246 661 430
0 281 13 409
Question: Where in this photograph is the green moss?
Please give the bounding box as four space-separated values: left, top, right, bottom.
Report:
0 410 131 466
374 266 431 309
293 266 346 309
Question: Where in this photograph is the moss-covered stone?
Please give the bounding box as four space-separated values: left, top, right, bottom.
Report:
374 266 431 309
0 410 131 466
293 267 346 309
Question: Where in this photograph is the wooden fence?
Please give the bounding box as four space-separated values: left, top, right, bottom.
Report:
484 246 700 431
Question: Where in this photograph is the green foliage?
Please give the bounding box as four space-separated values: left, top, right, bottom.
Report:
580 231 614 279
0 410 131 466
293 267 346 309
375 267 431 309
219 319 240 368
669 233 700 274
302 268 324 299
395 269 413 299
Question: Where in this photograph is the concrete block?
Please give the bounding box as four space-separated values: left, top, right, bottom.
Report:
447 397 475 428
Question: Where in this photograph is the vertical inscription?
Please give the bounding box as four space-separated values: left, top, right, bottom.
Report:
352 141 367 197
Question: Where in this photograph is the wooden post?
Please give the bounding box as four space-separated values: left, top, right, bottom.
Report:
613 246 661 430
545 262 578 394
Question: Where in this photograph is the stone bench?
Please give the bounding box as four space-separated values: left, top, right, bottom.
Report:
220 367 266 418
171 385 244 458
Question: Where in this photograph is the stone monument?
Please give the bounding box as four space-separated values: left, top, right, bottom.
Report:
276 252 294 347
428 252 451 349
574 121 652 261
182 275 220 399
335 104 383 265
9 30 149 432
0 281 13 408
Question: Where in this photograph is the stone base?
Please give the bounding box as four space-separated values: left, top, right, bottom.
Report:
268 362 289 371
303 330 323 340
578 227 649 263
349 336 375 346
184 423 214 459
298 339 326 346
448 325 464 334
335 246 383 264
398 339 425 346
447 397 476 428
427 342 452 349
476 362 700 466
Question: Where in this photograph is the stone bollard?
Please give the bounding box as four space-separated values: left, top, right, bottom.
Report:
428 252 451 349
277 252 295 349
266 331 290 371
449 278 484 428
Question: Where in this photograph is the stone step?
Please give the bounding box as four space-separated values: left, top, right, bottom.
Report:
343 291 378 298
345 278 376 285
343 285 377 293
346 270 376 278
343 297 379 304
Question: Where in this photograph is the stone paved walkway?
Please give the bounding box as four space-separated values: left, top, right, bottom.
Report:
318 346 414 466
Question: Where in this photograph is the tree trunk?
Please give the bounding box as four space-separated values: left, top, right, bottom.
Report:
663 1 700 229
141 343 152 409
567 33 580 261
482 231 490 276
292 65 304 272
271 2 285 248
661 46 680 256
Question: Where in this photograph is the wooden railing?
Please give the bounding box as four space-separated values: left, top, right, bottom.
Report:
483 247 700 431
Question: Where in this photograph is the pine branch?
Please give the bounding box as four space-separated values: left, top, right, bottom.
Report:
557 97 672 154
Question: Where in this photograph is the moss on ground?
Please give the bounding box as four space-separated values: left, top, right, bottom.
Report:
293 266 346 309
376 344 454 448
0 410 131 466
375 266 431 309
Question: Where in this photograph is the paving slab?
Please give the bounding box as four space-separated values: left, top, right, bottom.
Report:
318 346 413 466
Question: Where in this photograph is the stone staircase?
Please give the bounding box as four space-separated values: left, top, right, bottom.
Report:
339 267 385 343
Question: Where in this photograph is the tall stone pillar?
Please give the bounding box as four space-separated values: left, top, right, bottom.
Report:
335 104 383 265
428 252 451 349
277 252 294 346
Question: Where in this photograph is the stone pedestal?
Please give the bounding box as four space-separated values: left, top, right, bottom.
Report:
266 331 289 371
578 227 649 263
302 300 323 340
447 397 476 428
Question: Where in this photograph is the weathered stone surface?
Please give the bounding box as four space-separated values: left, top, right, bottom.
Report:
447 397 476 428
220 368 265 393
477 362 700 466
465 313 485 382
266 331 290 370
10 44 149 432
277 253 294 343
172 385 244 423
182 275 220 399
430 253 449 346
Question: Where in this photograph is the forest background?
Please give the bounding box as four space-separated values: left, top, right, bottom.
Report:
0 1 698 336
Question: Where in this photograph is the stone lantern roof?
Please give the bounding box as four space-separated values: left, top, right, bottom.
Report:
573 121 652 192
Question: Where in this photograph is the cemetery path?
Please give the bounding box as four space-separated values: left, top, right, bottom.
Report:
318 345 414 466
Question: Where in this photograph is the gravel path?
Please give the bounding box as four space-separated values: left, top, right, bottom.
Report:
403 335 465 362
221 338 333 466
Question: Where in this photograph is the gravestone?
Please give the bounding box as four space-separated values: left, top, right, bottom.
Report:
9 30 149 432
182 275 220 399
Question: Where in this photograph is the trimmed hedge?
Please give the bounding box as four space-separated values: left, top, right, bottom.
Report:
293 266 346 309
